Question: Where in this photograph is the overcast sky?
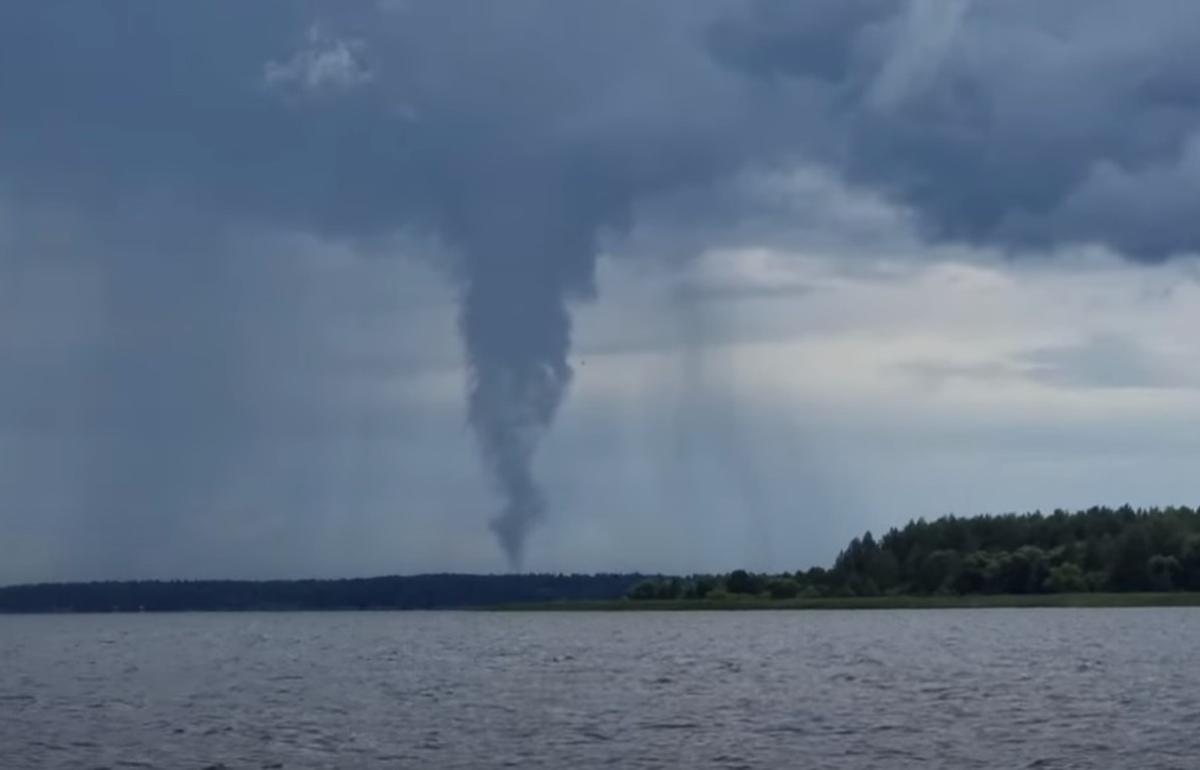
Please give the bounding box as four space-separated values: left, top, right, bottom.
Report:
3 1 1200 583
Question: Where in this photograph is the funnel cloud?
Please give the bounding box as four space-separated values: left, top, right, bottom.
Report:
1 1 1199 577
453 199 594 567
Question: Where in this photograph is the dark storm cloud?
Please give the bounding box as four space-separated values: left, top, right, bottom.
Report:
2 1 1199 576
709 0 1200 259
706 0 897 83
1 1 755 569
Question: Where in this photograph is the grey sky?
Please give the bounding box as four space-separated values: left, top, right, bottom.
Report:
1 2 1199 583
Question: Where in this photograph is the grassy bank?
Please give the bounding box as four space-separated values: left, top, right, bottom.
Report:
487 592 1200 611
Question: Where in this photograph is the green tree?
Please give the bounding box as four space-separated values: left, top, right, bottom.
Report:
1147 555 1181 592
629 580 661 600
655 578 684 599
725 569 761 595
864 548 900 592
1044 563 1088 593
977 546 1051 594
1109 527 1152 590
765 578 800 600
916 550 961 593
1181 535 1200 591
953 552 992 594
688 576 718 599
1012 546 1051 594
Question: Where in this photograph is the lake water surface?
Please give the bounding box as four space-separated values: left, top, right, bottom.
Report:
2 609 1199 769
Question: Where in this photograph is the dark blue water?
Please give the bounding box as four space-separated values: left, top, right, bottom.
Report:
2 609 1198 769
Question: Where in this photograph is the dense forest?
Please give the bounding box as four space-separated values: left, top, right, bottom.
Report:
629 506 1200 600
5 506 1200 612
0 573 644 613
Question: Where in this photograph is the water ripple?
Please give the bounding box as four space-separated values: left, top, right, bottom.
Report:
1 609 1199 768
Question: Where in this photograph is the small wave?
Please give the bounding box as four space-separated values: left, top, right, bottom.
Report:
641 721 701 731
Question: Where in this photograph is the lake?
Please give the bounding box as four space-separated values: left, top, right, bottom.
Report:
2 609 1199 769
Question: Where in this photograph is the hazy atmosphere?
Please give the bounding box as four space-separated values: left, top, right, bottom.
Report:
3 0 1200 584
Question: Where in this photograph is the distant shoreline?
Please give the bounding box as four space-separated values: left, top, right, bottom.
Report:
7 504 1200 613
3 592 1200 614
487 592 1200 611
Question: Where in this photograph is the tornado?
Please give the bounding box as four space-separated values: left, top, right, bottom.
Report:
449 188 602 568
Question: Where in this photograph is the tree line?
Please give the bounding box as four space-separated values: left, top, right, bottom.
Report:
7 506 1200 612
629 506 1200 600
0 573 645 613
